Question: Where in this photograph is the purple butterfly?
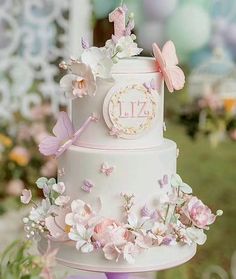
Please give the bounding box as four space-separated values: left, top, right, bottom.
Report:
143 78 158 92
39 112 98 158
100 163 115 176
81 179 94 193
158 175 169 188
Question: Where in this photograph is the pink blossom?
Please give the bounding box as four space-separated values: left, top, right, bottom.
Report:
182 197 216 229
45 207 70 241
93 219 128 247
20 189 32 204
123 242 139 264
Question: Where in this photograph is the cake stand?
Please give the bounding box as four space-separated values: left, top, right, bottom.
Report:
38 238 197 279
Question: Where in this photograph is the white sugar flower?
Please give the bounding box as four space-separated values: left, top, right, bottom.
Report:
127 213 153 231
171 174 192 194
81 47 113 79
65 199 94 227
106 36 142 59
29 199 51 223
123 242 138 264
69 224 94 253
186 227 207 245
60 62 96 99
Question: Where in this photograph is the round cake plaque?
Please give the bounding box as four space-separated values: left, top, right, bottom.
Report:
103 83 158 139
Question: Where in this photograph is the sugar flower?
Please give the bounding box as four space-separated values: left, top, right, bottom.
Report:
186 227 207 245
68 224 94 253
20 189 32 204
65 199 94 227
60 62 96 99
29 199 51 223
54 195 70 206
45 207 70 241
81 47 113 79
182 196 216 229
171 174 192 194
93 219 127 247
103 243 122 262
123 242 138 264
105 36 142 59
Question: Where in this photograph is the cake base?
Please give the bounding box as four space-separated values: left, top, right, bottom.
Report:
38 238 197 273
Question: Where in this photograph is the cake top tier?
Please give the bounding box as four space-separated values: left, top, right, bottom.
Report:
39 4 186 156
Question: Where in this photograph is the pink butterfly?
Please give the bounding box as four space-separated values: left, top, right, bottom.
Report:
81 179 94 193
152 41 185 93
39 112 98 158
100 163 115 176
158 175 169 188
143 78 158 92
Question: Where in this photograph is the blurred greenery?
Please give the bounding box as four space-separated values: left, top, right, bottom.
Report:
157 120 236 279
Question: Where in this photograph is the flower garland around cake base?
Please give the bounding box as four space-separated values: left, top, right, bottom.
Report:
20 174 223 264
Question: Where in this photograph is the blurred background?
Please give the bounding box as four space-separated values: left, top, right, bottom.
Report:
0 0 235 278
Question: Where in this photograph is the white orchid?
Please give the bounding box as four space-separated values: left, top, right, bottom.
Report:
68 224 94 253
60 62 96 99
126 213 153 231
81 47 113 79
52 182 65 194
171 174 192 194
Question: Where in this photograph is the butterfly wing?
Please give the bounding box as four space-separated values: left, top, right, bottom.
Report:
39 136 61 156
53 112 74 141
162 40 178 67
167 66 185 91
152 43 166 71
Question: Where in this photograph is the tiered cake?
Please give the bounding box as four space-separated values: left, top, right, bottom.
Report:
21 5 222 274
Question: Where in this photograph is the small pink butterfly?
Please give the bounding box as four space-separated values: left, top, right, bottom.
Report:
39 112 98 158
152 41 185 93
143 78 158 92
158 175 169 188
81 179 94 193
100 163 115 176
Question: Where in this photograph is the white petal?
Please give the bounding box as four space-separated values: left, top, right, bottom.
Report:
181 183 193 194
81 243 94 253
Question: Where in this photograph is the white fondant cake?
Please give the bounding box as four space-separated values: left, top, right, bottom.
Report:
21 4 221 275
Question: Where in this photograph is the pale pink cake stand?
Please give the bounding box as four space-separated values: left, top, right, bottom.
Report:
38 238 197 279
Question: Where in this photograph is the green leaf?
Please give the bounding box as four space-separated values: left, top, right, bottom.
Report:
36 177 48 189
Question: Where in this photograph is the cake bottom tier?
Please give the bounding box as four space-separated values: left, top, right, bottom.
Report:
38 238 196 273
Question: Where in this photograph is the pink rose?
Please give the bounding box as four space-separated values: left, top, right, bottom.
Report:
182 197 216 229
93 219 128 247
45 207 70 242
20 189 32 204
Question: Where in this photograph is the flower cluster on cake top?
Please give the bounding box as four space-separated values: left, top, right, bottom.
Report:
21 174 222 264
59 4 185 103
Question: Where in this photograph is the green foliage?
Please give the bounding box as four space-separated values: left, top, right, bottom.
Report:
0 241 43 279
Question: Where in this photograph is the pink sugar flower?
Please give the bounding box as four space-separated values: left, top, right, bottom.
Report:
20 189 32 204
45 207 70 242
94 219 127 247
182 197 216 229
